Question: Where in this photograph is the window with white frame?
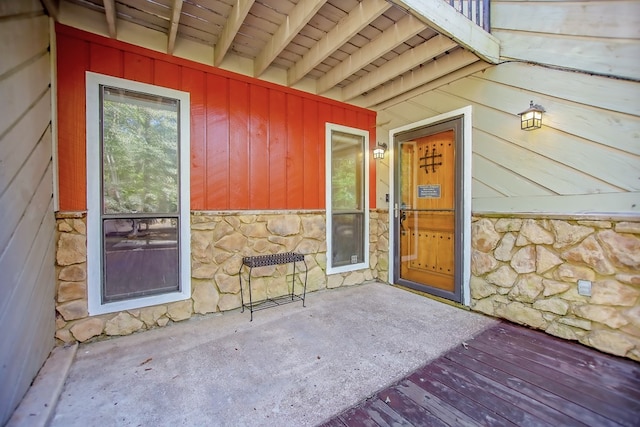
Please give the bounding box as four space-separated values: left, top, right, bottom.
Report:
86 72 190 315
326 123 369 274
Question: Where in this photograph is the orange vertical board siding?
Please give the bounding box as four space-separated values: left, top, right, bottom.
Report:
228 79 250 209
359 111 377 209
317 103 332 206
182 67 206 210
57 34 89 211
153 60 181 91
302 98 319 209
55 25 376 213
249 85 270 209
205 73 229 209
268 90 287 208
286 94 304 207
89 43 122 77
123 52 153 84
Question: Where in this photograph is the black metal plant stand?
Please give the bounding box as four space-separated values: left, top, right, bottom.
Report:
238 252 307 321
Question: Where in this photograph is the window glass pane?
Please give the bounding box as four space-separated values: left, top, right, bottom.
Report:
331 131 363 211
102 86 179 214
103 218 179 302
331 213 364 267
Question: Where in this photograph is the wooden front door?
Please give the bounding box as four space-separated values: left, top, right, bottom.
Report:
394 117 462 302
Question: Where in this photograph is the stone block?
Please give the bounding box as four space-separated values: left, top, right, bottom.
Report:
192 263 217 279
511 245 536 274
509 274 543 303
139 305 167 327
598 230 640 270
471 250 498 275
70 318 104 342
191 230 214 262
558 317 592 331
343 271 366 287
167 300 193 322
306 266 327 292
616 273 640 286
561 236 615 275
573 305 628 329
218 293 241 311
486 266 518 288
471 219 501 252
550 220 593 249
55 328 74 344
542 279 571 297
582 330 635 357
210 221 234 240
615 222 640 234
494 218 522 232
57 300 88 321
470 276 497 299
105 312 144 336
577 220 611 229
57 281 86 302
215 233 249 253
327 274 344 289
58 221 73 232
519 219 554 245
494 233 516 261
72 219 86 235
267 215 301 236
545 322 581 341
192 280 219 314
58 264 86 281
56 233 86 266
533 298 569 315
472 298 496 316
295 238 320 255
591 279 640 307
496 301 547 329
239 222 270 238
301 216 326 239
554 264 596 282
216 273 240 294
536 246 563 274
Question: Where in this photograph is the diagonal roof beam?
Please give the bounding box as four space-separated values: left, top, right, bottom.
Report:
316 13 425 94
215 0 255 67
342 33 458 101
103 0 117 38
167 0 184 55
359 48 480 107
391 0 499 63
41 0 59 19
287 0 392 86
254 0 327 77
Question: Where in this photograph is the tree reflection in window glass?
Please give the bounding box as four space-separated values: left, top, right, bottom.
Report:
102 87 179 215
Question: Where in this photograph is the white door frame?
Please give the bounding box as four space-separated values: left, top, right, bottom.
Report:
387 106 473 306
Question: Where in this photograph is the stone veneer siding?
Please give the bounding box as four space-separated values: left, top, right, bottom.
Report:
54 210 389 344
470 214 640 361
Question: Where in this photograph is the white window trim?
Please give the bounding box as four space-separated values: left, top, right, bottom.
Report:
325 123 370 275
86 71 191 315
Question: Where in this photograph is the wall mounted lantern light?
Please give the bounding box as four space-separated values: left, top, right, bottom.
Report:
373 142 387 159
518 101 545 131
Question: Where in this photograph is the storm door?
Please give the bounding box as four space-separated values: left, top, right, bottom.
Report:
394 117 463 303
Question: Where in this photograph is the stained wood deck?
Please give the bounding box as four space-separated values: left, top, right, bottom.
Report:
319 321 640 427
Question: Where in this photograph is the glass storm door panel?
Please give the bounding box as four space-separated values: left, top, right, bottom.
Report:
395 118 462 303
101 86 180 302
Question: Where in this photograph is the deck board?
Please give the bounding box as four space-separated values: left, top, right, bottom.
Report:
320 321 640 427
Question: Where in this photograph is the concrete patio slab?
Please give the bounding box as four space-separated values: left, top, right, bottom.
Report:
50 282 496 426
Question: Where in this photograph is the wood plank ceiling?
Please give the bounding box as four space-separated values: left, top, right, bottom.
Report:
45 0 499 108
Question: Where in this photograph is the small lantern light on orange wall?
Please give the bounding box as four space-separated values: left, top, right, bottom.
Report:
518 101 545 130
373 142 387 159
